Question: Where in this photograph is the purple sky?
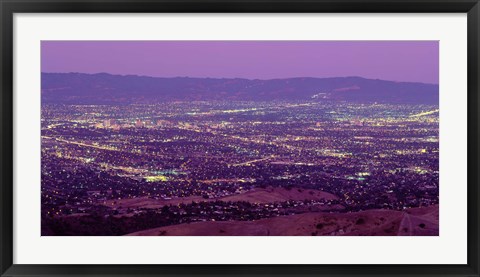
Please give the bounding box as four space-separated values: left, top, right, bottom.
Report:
41 41 439 84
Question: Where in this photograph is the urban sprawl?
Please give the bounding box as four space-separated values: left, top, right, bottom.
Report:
41 101 439 235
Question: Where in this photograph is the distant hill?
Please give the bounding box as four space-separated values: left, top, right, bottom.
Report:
41 72 439 105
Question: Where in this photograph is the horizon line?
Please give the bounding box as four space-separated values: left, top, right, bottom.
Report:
41 71 439 86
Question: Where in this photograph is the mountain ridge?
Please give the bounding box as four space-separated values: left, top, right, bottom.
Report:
41 72 439 105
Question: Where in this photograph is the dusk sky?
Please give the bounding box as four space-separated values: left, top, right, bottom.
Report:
41 41 439 84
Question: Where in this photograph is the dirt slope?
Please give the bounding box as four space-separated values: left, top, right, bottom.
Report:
103 187 338 209
126 205 438 236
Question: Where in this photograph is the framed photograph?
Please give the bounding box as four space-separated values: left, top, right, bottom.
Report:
1 0 479 276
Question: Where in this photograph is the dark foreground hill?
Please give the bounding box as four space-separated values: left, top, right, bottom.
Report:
126 205 439 236
41 72 438 105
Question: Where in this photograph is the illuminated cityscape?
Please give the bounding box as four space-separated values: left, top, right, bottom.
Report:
41 100 439 235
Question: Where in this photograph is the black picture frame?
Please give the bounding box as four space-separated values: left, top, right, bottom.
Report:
1 0 479 276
